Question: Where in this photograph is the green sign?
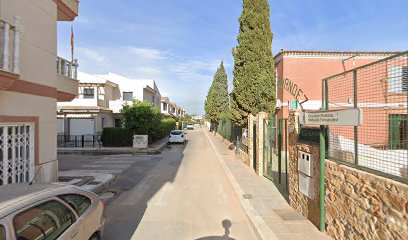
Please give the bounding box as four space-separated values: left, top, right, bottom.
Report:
289 100 299 111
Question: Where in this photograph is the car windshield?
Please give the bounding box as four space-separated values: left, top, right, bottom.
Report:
171 131 183 135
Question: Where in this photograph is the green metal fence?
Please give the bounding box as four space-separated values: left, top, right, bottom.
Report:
216 119 248 153
263 117 289 200
323 51 408 180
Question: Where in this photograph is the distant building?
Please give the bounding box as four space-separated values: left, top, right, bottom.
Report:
161 97 186 119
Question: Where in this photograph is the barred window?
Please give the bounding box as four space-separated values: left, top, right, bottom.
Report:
388 65 408 93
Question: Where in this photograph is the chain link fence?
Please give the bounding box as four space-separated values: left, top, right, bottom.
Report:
323 52 408 180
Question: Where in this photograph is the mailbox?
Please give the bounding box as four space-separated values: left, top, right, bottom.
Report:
298 151 313 177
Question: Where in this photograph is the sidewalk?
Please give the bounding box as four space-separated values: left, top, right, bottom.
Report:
58 137 169 155
58 170 115 193
204 129 330 240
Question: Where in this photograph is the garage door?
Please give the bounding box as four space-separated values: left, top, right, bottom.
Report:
69 119 95 135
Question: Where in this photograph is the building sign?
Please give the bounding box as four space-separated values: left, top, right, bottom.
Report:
277 78 309 104
300 108 363 126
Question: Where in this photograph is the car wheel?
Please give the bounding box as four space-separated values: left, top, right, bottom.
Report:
89 233 100 240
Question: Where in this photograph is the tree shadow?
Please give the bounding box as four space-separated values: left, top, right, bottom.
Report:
194 219 236 240
101 142 188 240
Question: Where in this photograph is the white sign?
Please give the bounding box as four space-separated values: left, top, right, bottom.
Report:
300 108 362 126
133 135 148 149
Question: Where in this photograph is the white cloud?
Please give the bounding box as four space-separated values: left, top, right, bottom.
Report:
124 46 169 60
77 47 110 67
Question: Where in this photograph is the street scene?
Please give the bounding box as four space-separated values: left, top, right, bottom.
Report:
0 0 407 240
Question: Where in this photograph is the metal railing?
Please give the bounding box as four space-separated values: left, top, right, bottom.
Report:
0 17 20 73
216 119 248 153
57 134 101 148
57 56 78 79
323 51 408 180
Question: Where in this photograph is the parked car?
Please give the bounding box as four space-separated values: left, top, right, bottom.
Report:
0 183 105 240
187 124 194 130
169 130 186 143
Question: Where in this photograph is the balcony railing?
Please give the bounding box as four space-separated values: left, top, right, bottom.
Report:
0 17 20 74
57 56 78 79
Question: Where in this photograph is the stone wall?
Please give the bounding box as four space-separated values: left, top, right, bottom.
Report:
288 112 321 227
287 112 408 240
325 160 408 240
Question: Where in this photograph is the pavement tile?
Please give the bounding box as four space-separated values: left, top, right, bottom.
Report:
207 130 330 240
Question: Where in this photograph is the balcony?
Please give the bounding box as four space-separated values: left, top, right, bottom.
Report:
56 56 79 101
0 17 20 90
55 0 79 21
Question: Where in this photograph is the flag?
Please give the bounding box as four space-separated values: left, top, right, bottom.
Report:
71 25 74 63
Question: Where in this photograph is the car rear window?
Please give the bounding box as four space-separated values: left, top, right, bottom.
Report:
59 194 91 216
14 200 75 240
0 225 5 240
171 131 183 135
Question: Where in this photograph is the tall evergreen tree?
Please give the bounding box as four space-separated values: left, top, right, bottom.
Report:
230 0 276 125
204 61 230 123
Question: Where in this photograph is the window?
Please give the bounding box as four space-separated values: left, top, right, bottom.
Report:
14 200 75 240
0 225 5 240
123 92 133 101
101 118 105 129
59 194 91 216
83 87 95 99
388 65 408 93
163 103 167 111
0 123 34 186
114 119 122 128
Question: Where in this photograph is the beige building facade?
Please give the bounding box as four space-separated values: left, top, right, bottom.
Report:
0 0 79 185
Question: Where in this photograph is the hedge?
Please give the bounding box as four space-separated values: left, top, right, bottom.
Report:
101 128 133 147
101 118 176 147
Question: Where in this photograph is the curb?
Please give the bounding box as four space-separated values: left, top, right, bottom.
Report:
203 129 278 240
58 140 169 155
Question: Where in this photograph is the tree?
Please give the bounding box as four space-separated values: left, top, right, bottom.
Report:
120 100 162 135
204 61 230 123
230 0 276 125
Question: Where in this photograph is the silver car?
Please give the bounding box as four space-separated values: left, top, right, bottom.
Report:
0 183 105 240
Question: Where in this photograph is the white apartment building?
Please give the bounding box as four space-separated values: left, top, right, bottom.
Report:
0 0 79 185
98 73 161 113
57 72 121 136
161 97 186 119
57 72 164 138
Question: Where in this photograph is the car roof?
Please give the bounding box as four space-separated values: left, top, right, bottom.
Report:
0 183 75 217
171 130 183 132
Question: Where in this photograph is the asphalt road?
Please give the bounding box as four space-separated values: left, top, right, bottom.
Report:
59 128 257 240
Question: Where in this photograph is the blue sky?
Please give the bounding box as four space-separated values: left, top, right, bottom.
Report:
57 0 408 115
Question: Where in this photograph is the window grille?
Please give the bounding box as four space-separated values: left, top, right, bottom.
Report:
0 123 34 185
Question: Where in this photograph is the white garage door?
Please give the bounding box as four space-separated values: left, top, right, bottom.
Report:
69 119 95 135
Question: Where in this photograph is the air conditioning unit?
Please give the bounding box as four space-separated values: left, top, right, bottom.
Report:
276 99 282 109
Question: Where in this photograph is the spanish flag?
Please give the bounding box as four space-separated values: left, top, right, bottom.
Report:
71 25 74 62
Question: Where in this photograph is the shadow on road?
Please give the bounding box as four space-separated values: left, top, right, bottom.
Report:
194 219 236 240
102 141 188 240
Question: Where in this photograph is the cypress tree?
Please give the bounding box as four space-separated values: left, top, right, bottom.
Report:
230 0 276 125
204 61 230 123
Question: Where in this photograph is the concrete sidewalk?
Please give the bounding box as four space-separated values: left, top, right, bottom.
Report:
204 129 330 240
58 137 169 155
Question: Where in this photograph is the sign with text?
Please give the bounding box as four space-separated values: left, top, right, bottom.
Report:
300 108 363 126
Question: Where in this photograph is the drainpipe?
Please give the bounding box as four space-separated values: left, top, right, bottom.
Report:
319 107 326 232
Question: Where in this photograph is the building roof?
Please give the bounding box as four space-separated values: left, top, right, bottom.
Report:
58 106 112 111
161 97 170 103
77 71 118 87
273 49 403 62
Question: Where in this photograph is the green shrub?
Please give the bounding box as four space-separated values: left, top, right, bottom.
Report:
151 118 176 141
101 128 133 147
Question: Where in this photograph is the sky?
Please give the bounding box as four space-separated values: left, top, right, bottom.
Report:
57 0 408 115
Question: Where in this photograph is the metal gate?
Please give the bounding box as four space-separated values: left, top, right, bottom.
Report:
263 118 289 200
0 123 35 185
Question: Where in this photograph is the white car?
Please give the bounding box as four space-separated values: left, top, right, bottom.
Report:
187 124 194 130
169 130 186 143
0 183 105 240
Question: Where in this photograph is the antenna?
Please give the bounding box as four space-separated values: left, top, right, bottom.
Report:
28 164 42 185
